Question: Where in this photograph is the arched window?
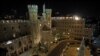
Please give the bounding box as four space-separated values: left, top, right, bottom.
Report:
18 41 21 47
4 27 7 31
12 27 14 30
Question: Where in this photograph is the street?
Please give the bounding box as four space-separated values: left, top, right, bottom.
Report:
20 50 31 56
47 40 67 56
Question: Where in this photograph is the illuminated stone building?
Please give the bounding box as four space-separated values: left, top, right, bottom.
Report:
52 16 92 56
0 4 93 56
52 16 84 41
52 16 93 42
0 20 32 56
0 4 52 56
40 4 53 52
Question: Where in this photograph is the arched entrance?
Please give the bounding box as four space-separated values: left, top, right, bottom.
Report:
0 48 8 56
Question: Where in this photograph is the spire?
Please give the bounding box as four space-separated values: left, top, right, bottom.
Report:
42 3 46 21
43 3 45 13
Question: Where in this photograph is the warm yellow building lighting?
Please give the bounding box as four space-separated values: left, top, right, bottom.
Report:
74 16 80 20
77 47 80 51
6 40 12 45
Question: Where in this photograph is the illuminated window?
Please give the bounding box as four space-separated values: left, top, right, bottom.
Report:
15 20 17 23
2 20 5 23
18 20 21 22
11 20 13 23
13 33 16 38
66 17 68 19
21 20 23 22
6 20 9 23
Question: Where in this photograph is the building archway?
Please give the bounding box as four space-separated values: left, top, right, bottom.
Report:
0 48 8 56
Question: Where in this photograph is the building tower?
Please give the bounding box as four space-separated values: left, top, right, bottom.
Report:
28 5 38 21
42 4 52 28
42 4 46 21
28 5 41 55
45 9 52 28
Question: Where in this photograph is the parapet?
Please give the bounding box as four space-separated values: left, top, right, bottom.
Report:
0 20 29 23
52 16 84 21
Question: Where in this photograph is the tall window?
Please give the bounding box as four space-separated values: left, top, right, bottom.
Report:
4 27 7 31
12 27 14 30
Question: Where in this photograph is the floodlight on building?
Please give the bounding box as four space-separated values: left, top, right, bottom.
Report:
77 47 80 51
68 33 70 34
66 17 68 19
13 33 16 38
74 16 80 20
40 24 42 27
2 20 5 23
15 20 17 23
55 38 57 41
6 40 12 45
6 20 9 23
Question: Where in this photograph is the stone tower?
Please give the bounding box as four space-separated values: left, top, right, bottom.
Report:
28 5 38 21
28 5 41 55
42 4 46 21
45 9 52 28
42 4 52 28
28 5 41 45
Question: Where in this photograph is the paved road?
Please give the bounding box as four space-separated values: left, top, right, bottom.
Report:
47 40 67 56
20 50 31 56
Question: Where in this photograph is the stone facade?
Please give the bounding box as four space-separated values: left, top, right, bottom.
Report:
0 4 52 56
52 16 92 42
0 20 31 43
52 16 85 41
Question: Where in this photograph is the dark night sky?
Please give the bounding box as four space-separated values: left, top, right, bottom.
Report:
0 0 100 18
